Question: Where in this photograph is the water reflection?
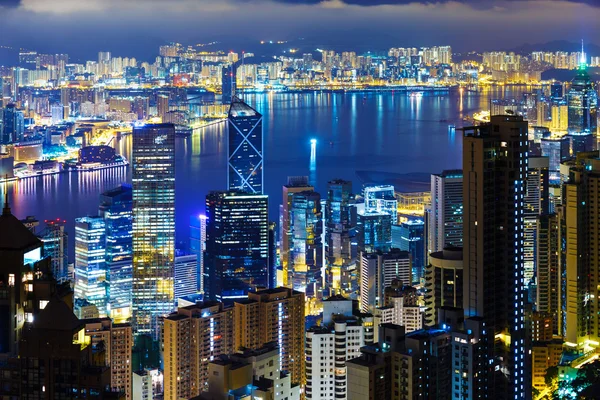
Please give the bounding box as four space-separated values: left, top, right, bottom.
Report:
2 89 528 258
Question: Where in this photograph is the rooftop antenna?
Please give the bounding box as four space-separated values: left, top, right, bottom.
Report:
580 39 586 67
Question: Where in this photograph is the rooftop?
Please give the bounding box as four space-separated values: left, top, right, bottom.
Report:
229 96 260 118
0 201 41 253
34 297 82 332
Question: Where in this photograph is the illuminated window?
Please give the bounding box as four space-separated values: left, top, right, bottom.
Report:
8 274 15 286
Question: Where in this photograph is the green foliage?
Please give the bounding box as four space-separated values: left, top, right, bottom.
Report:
545 366 558 387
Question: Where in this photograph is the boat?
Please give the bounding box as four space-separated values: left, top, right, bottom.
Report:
410 91 424 98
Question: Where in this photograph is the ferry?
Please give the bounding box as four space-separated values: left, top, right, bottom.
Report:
409 91 424 98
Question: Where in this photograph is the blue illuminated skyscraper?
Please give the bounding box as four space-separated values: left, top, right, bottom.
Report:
131 123 175 339
228 97 263 194
1 104 24 144
74 216 108 317
567 49 597 150
190 214 207 293
204 191 269 302
99 184 133 322
174 250 199 301
363 185 397 223
357 210 392 253
39 219 69 283
324 179 358 298
393 219 424 283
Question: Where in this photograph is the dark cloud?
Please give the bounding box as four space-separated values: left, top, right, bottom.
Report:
272 0 600 6
0 0 20 7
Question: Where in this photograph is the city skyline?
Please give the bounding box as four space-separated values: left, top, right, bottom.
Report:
2 1 600 397
0 1 600 61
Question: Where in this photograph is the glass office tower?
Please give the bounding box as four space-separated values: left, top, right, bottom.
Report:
99 184 133 323
131 123 175 340
228 97 263 194
189 214 207 294
38 219 69 283
363 185 397 223
393 219 425 283
204 191 269 302
74 216 108 317
289 190 323 298
567 52 598 149
324 179 358 298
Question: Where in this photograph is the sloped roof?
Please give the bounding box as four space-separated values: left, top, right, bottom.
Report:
34 297 82 332
229 96 260 118
0 206 41 252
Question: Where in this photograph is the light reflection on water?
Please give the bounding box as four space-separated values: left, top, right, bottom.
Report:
1 88 528 258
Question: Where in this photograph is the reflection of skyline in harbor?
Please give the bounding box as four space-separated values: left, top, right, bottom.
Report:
0 89 523 259
309 139 317 187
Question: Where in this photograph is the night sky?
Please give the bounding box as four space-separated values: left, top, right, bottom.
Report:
0 0 598 62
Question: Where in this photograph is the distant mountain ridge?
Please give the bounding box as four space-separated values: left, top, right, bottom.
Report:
508 40 600 56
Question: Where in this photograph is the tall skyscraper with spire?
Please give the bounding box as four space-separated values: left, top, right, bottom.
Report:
567 41 598 151
228 96 263 194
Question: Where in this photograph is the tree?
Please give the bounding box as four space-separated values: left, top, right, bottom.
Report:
572 360 600 393
546 366 559 387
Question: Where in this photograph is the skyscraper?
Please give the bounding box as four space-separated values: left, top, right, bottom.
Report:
288 190 322 297
393 219 425 283
234 288 305 386
38 219 69 283
99 184 133 323
357 210 392 253
221 63 237 105
228 97 263 194
204 191 269 302
281 176 314 288
567 50 598 149
429 170 463 254
424 247 463 326
562 153 600 348
156 94 169 120
131 123 176 339
540 137 570 184
536 213 561 336
523 157 549 287
74 216 108 317
360 249 411 312
163 302 234 399
189 214 207 293
1 104 24 144
462 115 530 399
363 184 397 223
305 298 374 400
324 179 358 298
174 251 198 301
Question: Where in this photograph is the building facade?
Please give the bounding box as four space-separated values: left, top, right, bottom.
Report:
99 184 133 323
131 123 176 339
228 97 263 194
204 191 269 302
74 216 108 317
462 115 531 399
428 170 463 254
